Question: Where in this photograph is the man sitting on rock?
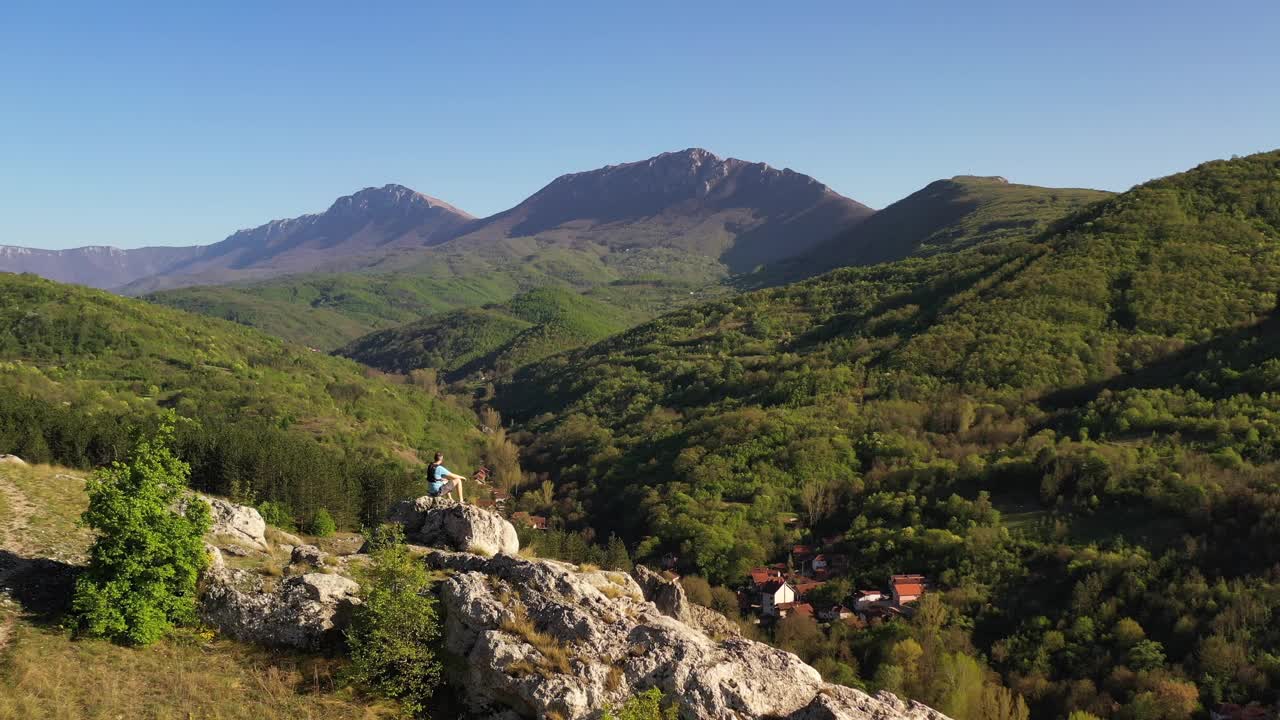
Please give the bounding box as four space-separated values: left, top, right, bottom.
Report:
426 452 468 502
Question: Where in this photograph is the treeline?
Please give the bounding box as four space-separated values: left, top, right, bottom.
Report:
0 394 418 528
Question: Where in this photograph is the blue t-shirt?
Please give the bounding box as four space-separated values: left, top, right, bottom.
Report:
428 464 451 495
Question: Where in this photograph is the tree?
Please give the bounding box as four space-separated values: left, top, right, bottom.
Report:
308 507 337 537
604 534 633 572
680 575 713 607
344 524 443 716
799 477 837 526
979 685 1030 720
709 586 740 617
775 613 823 661
71 419 212 645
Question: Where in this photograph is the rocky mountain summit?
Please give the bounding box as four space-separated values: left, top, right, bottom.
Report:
446 148 873 272
196 496 948 720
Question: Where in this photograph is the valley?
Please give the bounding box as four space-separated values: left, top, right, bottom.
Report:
3 149 1280 720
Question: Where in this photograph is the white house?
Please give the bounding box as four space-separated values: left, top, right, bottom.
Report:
760 580 796 616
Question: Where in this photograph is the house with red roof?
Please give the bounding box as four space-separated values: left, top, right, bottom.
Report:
890 574 927 607
511 511 548 530
760 579 797 617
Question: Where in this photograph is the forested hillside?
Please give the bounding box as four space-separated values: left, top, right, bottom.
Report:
146 245 726 351
337 286 639 381
497 150 1280 718
760 175 1111 284
0 272 484 526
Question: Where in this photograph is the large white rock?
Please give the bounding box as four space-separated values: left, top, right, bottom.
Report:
424 551 949 720
201 495 268 551
199 567 360 649
0 454 27 466
387 496 519 557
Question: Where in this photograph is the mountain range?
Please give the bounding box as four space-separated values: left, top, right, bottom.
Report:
1 148 871 292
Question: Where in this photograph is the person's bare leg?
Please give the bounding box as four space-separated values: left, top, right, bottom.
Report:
456 479 464 503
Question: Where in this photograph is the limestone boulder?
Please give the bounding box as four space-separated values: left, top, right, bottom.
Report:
290 544 328 567
199 567 360 649
387 496 518 557
424 551 949 720
201 495 268 552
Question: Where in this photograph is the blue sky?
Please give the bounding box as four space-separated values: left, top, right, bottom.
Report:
2 1 1277 249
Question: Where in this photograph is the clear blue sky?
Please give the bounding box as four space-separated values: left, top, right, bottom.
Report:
2 1 1277 249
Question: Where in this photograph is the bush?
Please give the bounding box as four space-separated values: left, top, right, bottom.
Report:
308 507 337 537
603 688 678 720
256 500 295 530
71 419 212 645
343 524 443 715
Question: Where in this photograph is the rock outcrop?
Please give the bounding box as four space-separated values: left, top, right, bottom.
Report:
192 495 946 720
201 495 268 551
632 563 740 640
387 495 519 557
0 454 26 466
200 549 360 650
425 550 948 720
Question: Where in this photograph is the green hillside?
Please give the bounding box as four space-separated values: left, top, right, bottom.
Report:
761 176 1111 284
0 272 484 525
145 244 726 351
338 286 639 380
496 151 1280 718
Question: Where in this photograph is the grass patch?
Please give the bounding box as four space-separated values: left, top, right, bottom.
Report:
499 603 571 676
0 623 396 720
0 465 92 563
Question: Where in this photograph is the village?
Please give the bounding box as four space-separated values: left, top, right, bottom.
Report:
476 478 930 630
735 538 928 627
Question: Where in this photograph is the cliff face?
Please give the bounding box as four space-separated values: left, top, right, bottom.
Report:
197 496 950 720
427 549 948 720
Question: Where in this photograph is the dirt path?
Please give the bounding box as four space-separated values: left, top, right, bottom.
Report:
0 469 38 651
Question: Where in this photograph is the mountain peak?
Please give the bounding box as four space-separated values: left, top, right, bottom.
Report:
330 184 474 219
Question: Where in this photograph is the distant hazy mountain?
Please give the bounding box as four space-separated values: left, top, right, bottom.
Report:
0 244 204 289
119 185 475 292
436 148 874 273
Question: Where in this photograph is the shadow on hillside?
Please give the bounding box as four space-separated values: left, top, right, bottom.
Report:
1039 311 1280 412
0 551 79 624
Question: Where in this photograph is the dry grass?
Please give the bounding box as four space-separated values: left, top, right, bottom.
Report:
0 623 397 720
0 465 396 718
605 665 624 691
597 584 625 600
500 603 571 676
0 465 92 563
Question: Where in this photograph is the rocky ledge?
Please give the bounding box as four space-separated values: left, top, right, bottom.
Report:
196 496 949 720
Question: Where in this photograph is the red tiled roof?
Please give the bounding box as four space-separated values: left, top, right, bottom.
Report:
893 583 925 598
792 603 814 617
792 545 813 556
760 579 792 594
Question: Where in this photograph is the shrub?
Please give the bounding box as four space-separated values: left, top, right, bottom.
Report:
603 688 678 720
308 507 337 537
71 418 212 646
343 524 442 715
256 500 295 530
